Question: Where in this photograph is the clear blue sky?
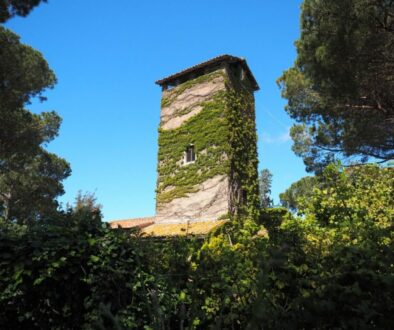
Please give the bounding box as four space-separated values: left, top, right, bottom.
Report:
6 0 307 221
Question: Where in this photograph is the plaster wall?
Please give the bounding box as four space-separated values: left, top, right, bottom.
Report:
156 175 229 223
156 69 230 222
160 71 226 130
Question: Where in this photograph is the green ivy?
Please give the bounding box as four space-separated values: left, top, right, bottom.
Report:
1 166 392 329
161 70 225 108
226 87 260 224
157 92 230 204
157 70 260 222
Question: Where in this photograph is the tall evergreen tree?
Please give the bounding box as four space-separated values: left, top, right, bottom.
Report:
278 0 394 172
0 19 70 223
258 169 273 208
279 176 317 212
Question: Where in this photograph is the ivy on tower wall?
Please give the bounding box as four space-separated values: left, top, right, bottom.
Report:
226 85 260 222
156 91 230 205
156 68 259 221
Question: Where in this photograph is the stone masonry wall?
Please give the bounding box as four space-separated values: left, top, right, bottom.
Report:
160 71 226 130
155 175 228 223
156 69 230 223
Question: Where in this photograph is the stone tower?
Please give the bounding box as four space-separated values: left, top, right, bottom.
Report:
155 55 260 224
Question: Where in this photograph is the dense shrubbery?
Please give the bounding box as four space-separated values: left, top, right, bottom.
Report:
0 210 260 329
1 164 393 329
253 164 394 329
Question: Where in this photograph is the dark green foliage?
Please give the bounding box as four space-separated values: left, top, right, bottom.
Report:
0 150 71 224
0 209 189 329
252 164 394 329
0 165 393 329
257 207 289 233
0 26 70 224
0 0 46 22
278 0 394 172
0 26 57 158
73 190 103 213
279 175 317 211
0 208 102 329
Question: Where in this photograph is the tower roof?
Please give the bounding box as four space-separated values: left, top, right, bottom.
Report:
155 54 259 91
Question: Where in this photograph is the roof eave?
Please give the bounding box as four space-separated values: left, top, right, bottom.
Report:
155 55 260 91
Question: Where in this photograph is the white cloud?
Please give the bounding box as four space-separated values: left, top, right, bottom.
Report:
262 127 291 144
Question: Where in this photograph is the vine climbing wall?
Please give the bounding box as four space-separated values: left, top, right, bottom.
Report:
156 63 259 223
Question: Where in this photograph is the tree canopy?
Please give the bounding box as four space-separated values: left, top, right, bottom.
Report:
0 0 46 22
1 164 392 329
0 25 70 224
258 168 273 208
254 164 394 328
278 0 394 172
279 175 317 211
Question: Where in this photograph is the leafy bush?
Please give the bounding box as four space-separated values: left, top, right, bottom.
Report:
0 208 102 328
1 164 393 329
252 164 394 329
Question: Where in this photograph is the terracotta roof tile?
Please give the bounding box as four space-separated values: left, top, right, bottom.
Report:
109 217 155 229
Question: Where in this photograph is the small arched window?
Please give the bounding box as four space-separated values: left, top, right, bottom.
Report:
185 145 196 164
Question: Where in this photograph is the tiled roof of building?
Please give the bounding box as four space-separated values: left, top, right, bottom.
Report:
155 54 259 91
140 220 228 237
109 217 155 229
